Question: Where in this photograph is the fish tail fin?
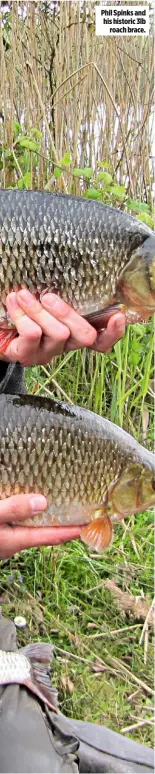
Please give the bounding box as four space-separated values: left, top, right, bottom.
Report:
21 642 58 712
22 642 53 663
80 514 113 553
0 325 17 353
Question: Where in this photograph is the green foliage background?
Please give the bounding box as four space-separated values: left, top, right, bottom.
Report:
0 1 154 749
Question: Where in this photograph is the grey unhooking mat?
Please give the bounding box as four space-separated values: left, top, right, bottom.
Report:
0 610 153 773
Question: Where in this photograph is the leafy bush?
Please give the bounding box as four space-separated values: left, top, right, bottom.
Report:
0 125 154 228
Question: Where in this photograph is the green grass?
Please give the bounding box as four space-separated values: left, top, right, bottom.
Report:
25 318 154 441
0 321 154 747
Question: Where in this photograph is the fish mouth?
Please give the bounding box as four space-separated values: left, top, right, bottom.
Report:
116 236 155 321
109 465 155 519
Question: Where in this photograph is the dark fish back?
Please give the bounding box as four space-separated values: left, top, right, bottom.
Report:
0 190 152 315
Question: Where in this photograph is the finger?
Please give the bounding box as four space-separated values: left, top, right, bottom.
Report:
7 333 67 367
41 293 97 348
0 494 47 524
16 289 70 344
6 293 42 341
65 313 126 353
3 330 66 367
6 291 70 364
4 334 41 366
0 524 81 558
65 337 89 353
89 313 126 353
32 336 66 365
5 293 42 362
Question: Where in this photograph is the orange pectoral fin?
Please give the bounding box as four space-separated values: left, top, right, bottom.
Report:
80 514 113 553
0 325 17 354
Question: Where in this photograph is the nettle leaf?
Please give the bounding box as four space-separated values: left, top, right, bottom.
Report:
129 350 141 366
73 167 93 179
17 178 25 190
20 150 31 173
54 167 62 179
54 152 71 177
131 339 142 353
110 184 125 199
72 168 82 178
60 151 71 165
30 127 42 140
18 136 40 152
97 159 112 170
136 212 154 228
129 339 142 366
13 121 22 138
4 148 13 159
86 188 101 200
23 172 31 188
17 172 31 189
127 199 149 214
95 171 112 184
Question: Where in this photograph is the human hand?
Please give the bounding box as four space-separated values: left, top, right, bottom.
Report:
2 291 126 366
0 494 81 559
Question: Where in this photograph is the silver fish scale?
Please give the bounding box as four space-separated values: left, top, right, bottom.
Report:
0 649 31 683
0 190 151 313
0 396 141 519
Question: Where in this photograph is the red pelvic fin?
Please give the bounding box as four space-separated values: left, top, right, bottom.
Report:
0 325 17 353
80 514 113 553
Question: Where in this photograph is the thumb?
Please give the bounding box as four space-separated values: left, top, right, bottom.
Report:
0 494 47 524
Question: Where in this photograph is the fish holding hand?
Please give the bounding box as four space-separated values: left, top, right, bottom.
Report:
0 190 155 354
0 395 154 554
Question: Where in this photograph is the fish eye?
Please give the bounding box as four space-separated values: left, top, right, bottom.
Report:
152 476 155 491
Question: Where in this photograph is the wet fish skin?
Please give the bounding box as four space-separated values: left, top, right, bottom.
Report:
0 191 155 348
0 394 154 552
0 642 58 710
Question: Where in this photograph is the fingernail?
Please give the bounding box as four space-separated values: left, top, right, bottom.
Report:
18 289 32 306
30 495 47 513
42 293 60 310
8 293 19 309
